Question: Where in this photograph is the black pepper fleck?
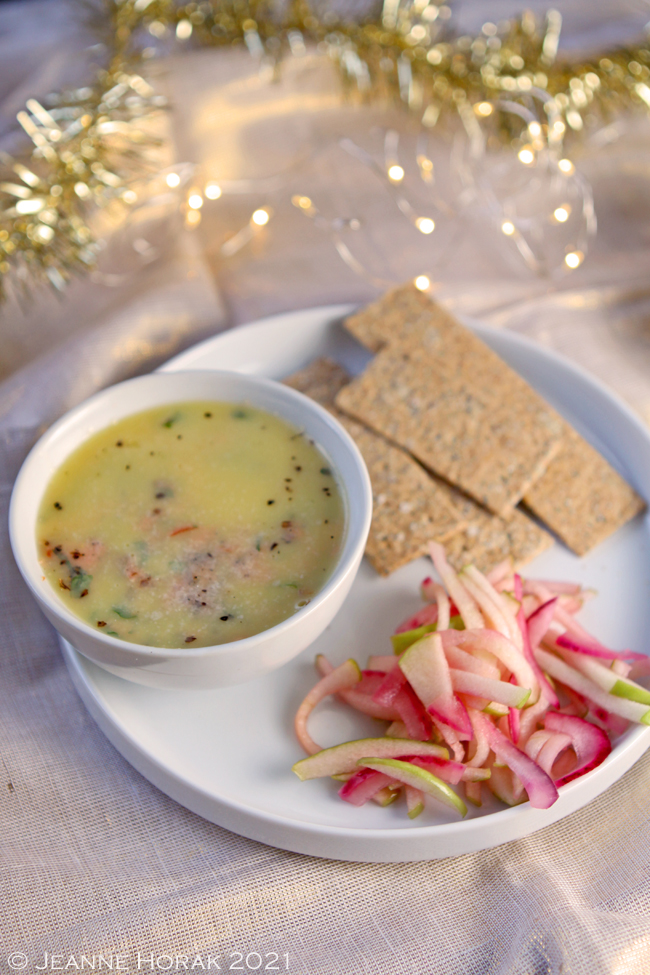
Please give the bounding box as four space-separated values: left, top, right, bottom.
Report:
267 499 275 505
185 636 196 643
54 502 62 510
97 621 107 628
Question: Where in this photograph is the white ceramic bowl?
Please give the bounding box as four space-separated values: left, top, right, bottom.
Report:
9 370 372 690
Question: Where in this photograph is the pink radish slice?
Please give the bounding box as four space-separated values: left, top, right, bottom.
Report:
555 633 647 663
395 601 438 634
294 659 361 755
509 701 521 744
394 685 432 740
527 598 558 651
442 628 538 699
339 769 394 806
406 755 491 784
430 717 466 762
338 688 401 721
366 655 399 672
526 580 582 596
486 559 514 588
514 585 559 708
443 643 501 680
429 542 484 630
543 712 612 786
372 664 408 707
420 578 452 631
469 709 559 808
524 730 572 776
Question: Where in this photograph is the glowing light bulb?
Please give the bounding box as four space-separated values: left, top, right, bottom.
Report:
205 182 222 200
565 250 583 269
252 208 270 226
388 165 405 182
414 275 430 291
166 173 181 188
415 217 435 234
501 221 515 236
188 194 203 210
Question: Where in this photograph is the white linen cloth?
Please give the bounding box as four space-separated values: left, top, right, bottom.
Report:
2 3 650 972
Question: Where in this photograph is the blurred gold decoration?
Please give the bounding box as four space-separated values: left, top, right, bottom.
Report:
2 0 650 300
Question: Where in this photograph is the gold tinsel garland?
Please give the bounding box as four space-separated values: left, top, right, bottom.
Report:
1 0 650 300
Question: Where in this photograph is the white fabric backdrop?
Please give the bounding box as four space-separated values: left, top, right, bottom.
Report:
2 3 650 972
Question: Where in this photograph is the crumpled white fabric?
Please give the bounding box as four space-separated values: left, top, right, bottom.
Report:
2 2 650 973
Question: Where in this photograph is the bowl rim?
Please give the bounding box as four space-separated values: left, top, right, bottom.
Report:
9 368 373 660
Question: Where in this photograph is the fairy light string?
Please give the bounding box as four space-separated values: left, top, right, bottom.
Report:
1 0 650 299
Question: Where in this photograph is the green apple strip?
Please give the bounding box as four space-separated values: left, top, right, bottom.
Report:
534 648 650 724
553 644 650 705
292 737 449 780
357 758 467 817
405 785 425 819
449 669 531 708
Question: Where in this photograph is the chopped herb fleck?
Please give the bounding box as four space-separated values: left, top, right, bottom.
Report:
113 606 136 619
116 441 123 447
204 412 212 418
270 543 278 551
294 466 302 472
162 413 181 428
232 409 247 419
107 631 119 637
70 570 92 597
320 467 331 476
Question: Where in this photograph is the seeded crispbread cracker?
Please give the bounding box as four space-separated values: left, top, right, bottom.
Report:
523 426 646 556
282 357 350 408
445 504 554 575
344 282 457 353
335 317 565 517
284 357 470 575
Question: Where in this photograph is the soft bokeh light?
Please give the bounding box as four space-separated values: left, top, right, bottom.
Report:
415 217 435 234
501 221 516 236
565 250 583 268
553 206 570 223
204 182 222 199
188 194 203 210
414 275 430 291
388 165 405 182
518 148 535 165
558 158 575 174
252 208 270 226
165 173 181 188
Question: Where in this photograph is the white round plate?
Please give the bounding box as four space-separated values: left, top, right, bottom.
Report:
61 305 650 862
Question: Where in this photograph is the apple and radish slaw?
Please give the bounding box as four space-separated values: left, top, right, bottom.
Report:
292 542 650 819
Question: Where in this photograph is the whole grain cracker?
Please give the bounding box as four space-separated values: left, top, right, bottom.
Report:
335 319 564 516
344 283 457 353
523 426 646 556
445 505 554 575
284 357 470 575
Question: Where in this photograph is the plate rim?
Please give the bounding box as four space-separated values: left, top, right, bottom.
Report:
62 302 650 862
